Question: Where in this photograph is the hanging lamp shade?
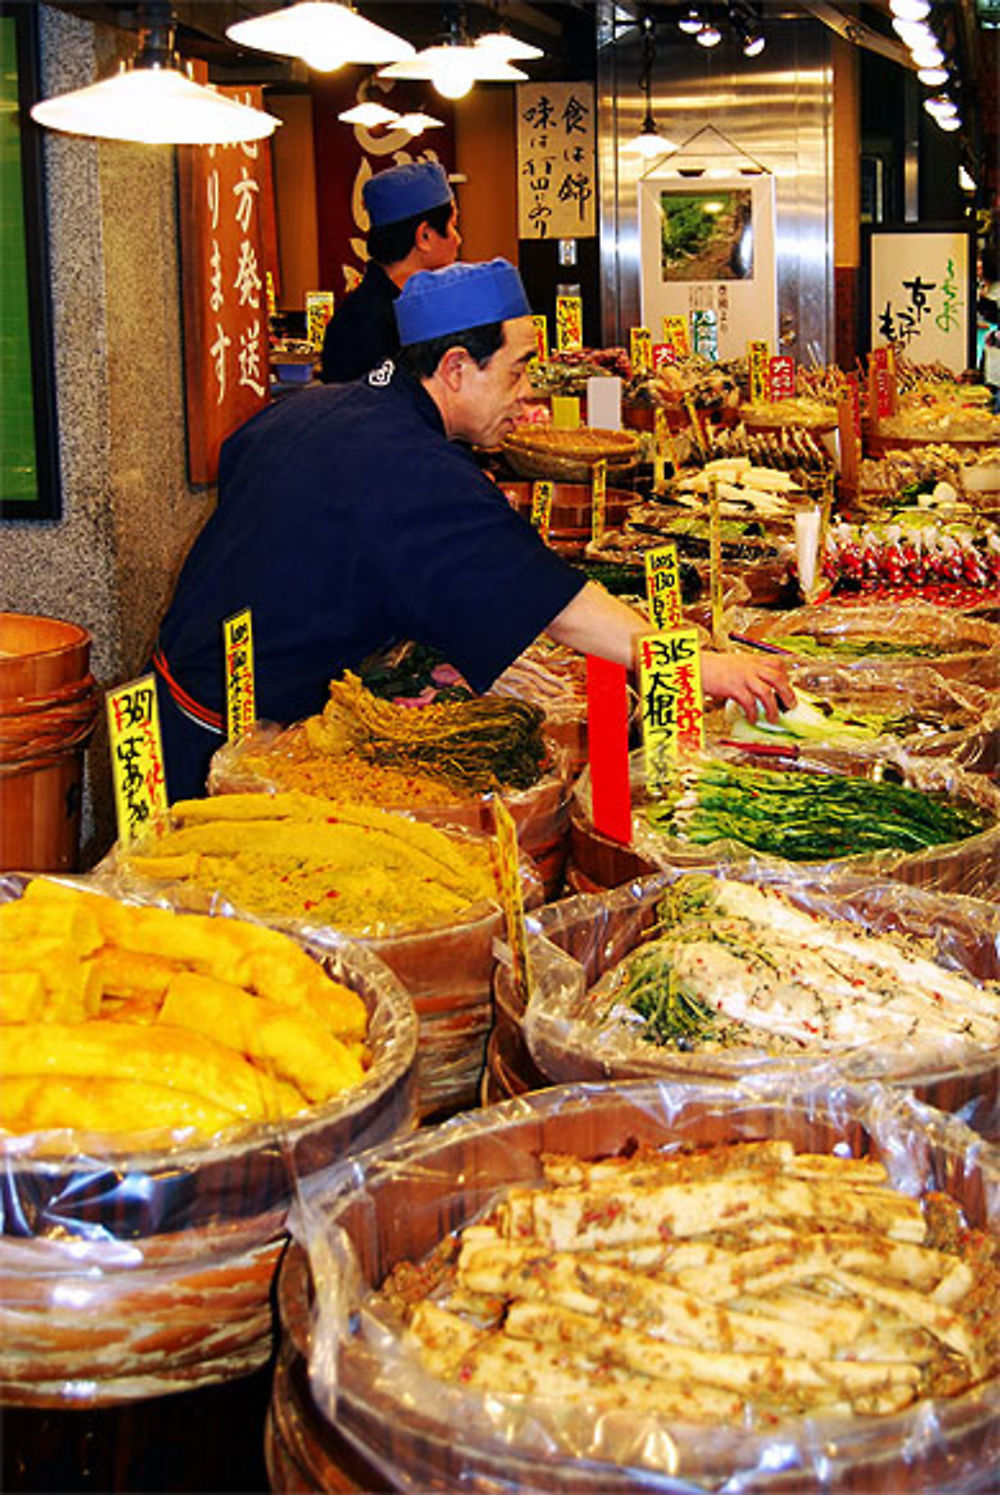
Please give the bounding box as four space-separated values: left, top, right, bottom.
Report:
623 113 677 157
395 111 446 135
474 30 543 61
380 43 527 100
31 29 278 145
226 1 414 71
337 100 401 126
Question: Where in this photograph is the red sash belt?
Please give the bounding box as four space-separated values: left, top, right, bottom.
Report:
151 647 224 732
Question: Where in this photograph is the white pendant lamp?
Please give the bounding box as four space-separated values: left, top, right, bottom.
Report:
474 30 543 61
380 43 527 100
622 13 676 158
31 13 278 144
227 1 414 73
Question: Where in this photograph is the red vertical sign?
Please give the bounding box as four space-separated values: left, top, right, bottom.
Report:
586 655 632 846
178 86 277 483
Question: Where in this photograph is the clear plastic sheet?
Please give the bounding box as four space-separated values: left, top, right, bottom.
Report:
290 1079 1000 1493
0 873 419 1405
502 868 999 1137
102 819 543 1119
570 744 1000 901
726 599 999 690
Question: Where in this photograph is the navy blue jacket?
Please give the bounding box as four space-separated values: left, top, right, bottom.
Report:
320 262 399 384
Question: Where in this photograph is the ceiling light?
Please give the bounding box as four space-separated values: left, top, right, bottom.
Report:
623 111 677 156
891 16 933 43
227 1 414 72
937 114 962 131
474 30 543 61
622 14 676 158
394 110 446 135
910 42 945 67
678 7 706 34
695 22 723 46
917 66 949 85
742 30 766 56
337 100 400 126
889 0 931 18
958 164 976 191
924 94 956 116
30 13 278 143
380 42 527 100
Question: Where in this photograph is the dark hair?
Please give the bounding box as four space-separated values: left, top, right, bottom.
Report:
367 200 455 266
396 321 506 380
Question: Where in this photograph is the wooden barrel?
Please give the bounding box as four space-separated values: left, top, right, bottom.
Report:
0 614 100 873
269 1083 1000 1492
0 930 418 1408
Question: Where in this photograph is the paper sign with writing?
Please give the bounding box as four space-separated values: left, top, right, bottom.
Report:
531 313 549 366
690 309 718 360
769 355 795 401
531 480 554 540
637 630 705 792
555 295 583 352
493 795 529 1007
644 544 684 632
516 81 596 241
107 676 169 845
591 458 607 544
661 314 690 357
629 326 652 374
551 395 581 429
709 475 725 645
867 226 973 373
652 343 676 369
747 340 770 402
305 291 334 350
178 85 277 484
224 608 256 743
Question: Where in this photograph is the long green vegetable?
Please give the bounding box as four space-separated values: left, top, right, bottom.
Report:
646 761 990 861
771 634 985 659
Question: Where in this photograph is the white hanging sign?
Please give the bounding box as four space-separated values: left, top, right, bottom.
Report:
516 82 596 240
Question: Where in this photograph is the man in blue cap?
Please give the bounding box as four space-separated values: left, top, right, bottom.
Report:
320 159 460 384
150 259 793 798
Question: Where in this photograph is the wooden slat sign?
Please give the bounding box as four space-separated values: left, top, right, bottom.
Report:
224 607 256 743
178 87 277 483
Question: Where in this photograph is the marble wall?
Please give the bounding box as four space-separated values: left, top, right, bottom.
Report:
0 6 215 861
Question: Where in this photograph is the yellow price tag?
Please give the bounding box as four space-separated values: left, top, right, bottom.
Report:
637 629 705 794
747 340 770 403
629 326 653 374
531 480 554 542
224 608 256 743
708 475 725 646
591 458 607 544
661 314 690 357
305 291 334 350
550 395 581 429
644 543 684 632
555 295 583 352
493 796 529 1008
531 313 549 367
106 674 169 845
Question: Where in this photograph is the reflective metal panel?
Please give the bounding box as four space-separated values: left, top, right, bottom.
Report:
597 1 834 362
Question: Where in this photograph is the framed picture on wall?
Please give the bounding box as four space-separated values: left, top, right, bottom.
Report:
862 222 976 374
0 2 61 521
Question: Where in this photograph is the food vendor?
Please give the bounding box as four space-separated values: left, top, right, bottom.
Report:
150 258 794 799
320 160 461 384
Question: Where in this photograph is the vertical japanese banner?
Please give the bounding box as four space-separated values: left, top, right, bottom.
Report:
516 82 596 241
591 458 606 545
178 87 277 484
629 326 652 374
637 631 704 794
769 355 795 401
555 295 583 352
305 291 334 350
869 347 893 421
531 313 549 366
661 315 691 357
747 340 770 402
224 607 256 743
644 544 684 632
531 480 554 541
586 655 632 845
106 676 169 844
865 225 974 373
493 796 529 1008
690 310 718 360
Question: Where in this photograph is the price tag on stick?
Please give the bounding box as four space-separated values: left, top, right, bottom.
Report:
107 675 169 845
224 608 257 743
493 796 530 1009
591 458 607 544
644 543 684 632
555 295 583 352
531 480 554 542
637 630 705 795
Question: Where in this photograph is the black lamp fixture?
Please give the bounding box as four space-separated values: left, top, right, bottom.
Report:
730 2 766 56
622 10 676 157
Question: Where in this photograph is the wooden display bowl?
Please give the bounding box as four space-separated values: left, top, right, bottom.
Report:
494 872 1000 1139
270 1082 1000 1492
0 919 418 1408
501 428 640 484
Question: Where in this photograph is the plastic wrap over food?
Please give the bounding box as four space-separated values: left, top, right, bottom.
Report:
727 599 999 687
0 873 419 1405
722 662 999 775
570 745 1000 901
504 868 999 1137
291 1079 1000 1493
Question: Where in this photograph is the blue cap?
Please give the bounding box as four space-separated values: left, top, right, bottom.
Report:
395 258 531 346
363 161 453 228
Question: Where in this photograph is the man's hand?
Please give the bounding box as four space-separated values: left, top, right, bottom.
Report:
701 650 796 723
